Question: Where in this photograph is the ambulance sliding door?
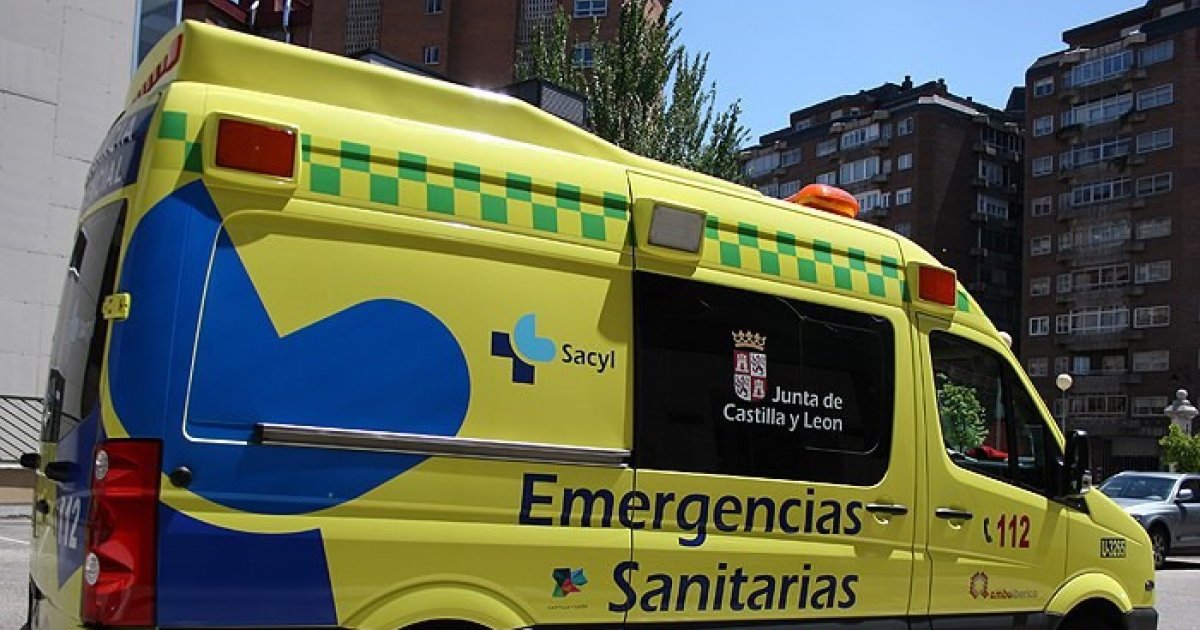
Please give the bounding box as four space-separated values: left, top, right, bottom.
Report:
625 172 918 627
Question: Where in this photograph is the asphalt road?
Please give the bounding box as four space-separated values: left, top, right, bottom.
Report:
0 519 1194 629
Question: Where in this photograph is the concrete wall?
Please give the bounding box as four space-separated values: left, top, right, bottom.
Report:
0 0 135 396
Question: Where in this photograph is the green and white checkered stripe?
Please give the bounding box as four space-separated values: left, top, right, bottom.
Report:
702 214 973 311
301 134 629 248
154 110 204 173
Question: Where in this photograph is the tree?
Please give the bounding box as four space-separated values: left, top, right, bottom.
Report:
1159 424 1200 472
517 0 748 182
936 375 988 453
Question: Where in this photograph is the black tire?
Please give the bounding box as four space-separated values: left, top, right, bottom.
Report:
1150 525 1170 570
1059 610 1118 630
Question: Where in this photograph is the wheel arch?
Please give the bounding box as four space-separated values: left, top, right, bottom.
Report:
1045 571 1133 618
342 579 534 630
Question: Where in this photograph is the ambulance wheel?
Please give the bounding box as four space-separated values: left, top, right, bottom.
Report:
1058 602 1120 630
407 621 486 630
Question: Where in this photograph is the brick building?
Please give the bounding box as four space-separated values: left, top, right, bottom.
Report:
1021 0 1200 475
740 78 1025 334
311 0 664 89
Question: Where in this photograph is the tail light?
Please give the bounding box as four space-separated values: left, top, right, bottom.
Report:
82 440 161 626
215 118 297 178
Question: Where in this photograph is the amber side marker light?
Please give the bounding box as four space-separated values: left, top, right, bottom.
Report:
215 119 297 178
786 184 860 219
918 264 958 307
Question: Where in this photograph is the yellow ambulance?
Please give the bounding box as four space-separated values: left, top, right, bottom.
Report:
23 20 1156 630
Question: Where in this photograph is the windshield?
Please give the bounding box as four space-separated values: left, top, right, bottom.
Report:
1099 475 1176 500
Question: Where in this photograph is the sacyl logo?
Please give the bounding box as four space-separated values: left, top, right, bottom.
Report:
492 314 556 384
491 314 617 385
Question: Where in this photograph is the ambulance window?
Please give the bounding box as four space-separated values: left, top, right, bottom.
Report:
929 332 1058 494
632 272 895 486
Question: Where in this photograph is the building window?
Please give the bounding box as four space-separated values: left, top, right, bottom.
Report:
840 123 880 150
1063 49 1133 88
1136 128 1172 153
573 0 608 18
1133 305 1170 329
977 194 1008 219
1061 136 1130 169
757 182 779 197
1067 394 1127 418
1028 357 1048 377
1029 316 1050 336
1062 93 1133 127
1056 274 1072 294
1030 235 1051 256
1068 306 1129 334
1135 172 1172 197
1031 155 1053 177
816 139 838 157
1135 260 1171 284
1033 76 1054 97
1067 220 1130 249
794 118 813 131
896 187 912 205
1070 177 1130 207
897 117 914 135
1132 350 1169 372
781 148 802 166
422 45 440 65
742 152 781 179
571 42 594 68
1031 196 1053 217
839 156 880 185
1132 396 1169 417
778 179 802 199
1033 116 1054 137
1058 232 1073 252
1139 40 1174 66
1136 84 1173 110
1030 276 1050 297
425 0 443 14
815 171 837 185
1073 263 1130 291
1136 217 1171 240
895 153 913 171
634 272 895 485
1055 314 1071 334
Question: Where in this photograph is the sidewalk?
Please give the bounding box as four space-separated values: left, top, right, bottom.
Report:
0 467 33 517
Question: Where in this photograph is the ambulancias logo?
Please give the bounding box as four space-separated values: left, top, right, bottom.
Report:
492 313 556 384
552 567 588 598
969 571 990 599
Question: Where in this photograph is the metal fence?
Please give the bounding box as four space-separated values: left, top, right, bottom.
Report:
0 395 42 463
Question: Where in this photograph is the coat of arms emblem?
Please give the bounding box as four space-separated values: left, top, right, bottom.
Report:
733 330 767 402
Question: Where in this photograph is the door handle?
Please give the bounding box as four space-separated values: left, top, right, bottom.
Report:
43 461 74 484
935 507 974 521
866 503 909 516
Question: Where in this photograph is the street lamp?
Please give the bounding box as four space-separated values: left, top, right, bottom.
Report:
1055 373 1074 432
1163 389 1198 435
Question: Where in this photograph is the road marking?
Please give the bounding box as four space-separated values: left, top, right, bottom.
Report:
0 535 29 546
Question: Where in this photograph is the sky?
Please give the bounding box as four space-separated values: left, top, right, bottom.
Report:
674 1 1142 143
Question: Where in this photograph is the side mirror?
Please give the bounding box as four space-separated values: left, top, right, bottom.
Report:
18 453 40 470
1178 488 1195 503
1059 429 1090 498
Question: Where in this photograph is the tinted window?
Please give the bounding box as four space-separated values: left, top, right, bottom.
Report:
43 202 126 443
633 272 895 485
929 332 1060 494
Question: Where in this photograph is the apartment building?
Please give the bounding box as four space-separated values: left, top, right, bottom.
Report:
740 78 1025 334
1022 0 1200 475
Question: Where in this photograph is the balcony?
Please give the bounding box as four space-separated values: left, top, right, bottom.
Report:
869 173 888 185
859 206 889 221
1056 242 1126 266
1070 372 1143 394
1059 284 1144 306
1056 329 1143 351
1056 197 1137 222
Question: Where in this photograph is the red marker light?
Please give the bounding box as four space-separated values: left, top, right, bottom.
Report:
215 119 297 178
919 265 958 307
787 184 860 219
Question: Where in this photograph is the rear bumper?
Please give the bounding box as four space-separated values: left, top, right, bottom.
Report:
1126 607 1158 630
